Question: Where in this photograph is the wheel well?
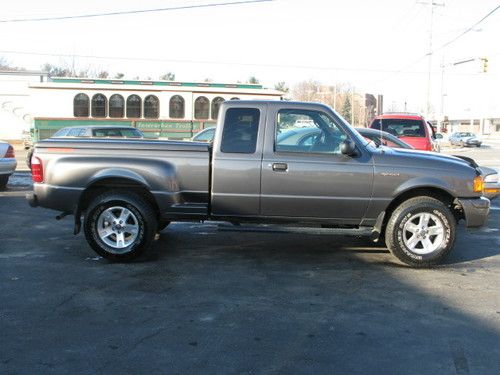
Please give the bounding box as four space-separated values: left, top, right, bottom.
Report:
381 187 457 233
78 178 160 220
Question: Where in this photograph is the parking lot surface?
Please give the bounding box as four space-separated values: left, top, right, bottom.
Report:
1 145 499 374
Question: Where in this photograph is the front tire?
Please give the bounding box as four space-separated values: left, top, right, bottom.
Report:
84 191 157 261
385 196 456 267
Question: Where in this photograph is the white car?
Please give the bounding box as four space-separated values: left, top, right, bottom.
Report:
0 141 17 189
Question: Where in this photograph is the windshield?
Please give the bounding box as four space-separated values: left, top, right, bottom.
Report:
371 119 425 137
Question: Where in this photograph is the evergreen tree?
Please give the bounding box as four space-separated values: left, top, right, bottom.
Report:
341 94 352 123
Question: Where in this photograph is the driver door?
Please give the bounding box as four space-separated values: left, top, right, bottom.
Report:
260 106 374 223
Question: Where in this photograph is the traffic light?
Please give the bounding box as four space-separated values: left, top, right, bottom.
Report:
481 57 488 73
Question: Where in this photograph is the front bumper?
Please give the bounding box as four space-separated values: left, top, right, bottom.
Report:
457 196 490 228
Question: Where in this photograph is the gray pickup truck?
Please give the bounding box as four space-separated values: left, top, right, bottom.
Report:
27 101 492 267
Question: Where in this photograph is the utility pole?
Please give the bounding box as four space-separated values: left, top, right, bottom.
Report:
418 1 444 117
351 86 355 125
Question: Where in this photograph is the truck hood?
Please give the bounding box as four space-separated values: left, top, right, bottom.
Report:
375 146 476 171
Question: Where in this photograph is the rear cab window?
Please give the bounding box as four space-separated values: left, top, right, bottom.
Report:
221 108 260 153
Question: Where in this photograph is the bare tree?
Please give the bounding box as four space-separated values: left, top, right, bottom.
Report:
292 80 321 102
97 71 109 79
274 81 289 93
247 76 259 84
159 72 175 81
0 57 26 71
41 63 71 77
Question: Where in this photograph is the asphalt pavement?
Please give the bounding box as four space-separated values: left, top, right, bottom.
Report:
0 171 499 374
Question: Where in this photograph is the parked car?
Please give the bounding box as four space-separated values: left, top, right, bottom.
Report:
369 113 438 151
27 126 145 168
193 126 413 149
0 141 17 189
449 132 482 147
192 127 216 142
28 101 492 268
51 125 144 138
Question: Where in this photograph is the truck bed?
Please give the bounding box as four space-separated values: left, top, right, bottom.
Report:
32 138 211 219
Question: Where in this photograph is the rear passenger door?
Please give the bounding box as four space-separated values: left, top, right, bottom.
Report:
260 105 373 223
211 103 267 217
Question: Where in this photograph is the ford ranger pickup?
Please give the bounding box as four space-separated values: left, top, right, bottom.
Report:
27 101 492 267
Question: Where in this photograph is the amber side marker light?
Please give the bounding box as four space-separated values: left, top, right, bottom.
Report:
473 176 484 193
484 188 500 193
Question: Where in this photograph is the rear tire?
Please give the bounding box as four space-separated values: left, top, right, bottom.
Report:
84 191 157 261
385 196 456 268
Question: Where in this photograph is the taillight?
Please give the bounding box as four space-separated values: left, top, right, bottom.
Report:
4 145 15 158
31 156 44 183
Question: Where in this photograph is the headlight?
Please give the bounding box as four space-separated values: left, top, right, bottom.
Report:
484 173 498 183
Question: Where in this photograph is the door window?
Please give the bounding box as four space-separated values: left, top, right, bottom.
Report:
275 109 347 154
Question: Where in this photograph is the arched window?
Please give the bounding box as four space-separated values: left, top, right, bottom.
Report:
211 97 225 120
126 95 142 118
109 94 124 118
194 96 209 120
91 94 107 118
144 95 160 119
169 95 185 119
73 93 89 117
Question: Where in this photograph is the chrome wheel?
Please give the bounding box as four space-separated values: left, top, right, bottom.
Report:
96 206 139 253
402 212 445 255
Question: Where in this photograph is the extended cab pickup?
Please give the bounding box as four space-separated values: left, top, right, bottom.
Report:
27 101 492 267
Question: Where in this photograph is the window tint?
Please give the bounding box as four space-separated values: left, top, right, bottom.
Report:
67 127 82 136
53 128 70 137
194 96 209 119
194 127 215 142
144 95 159 119
221 108 260 153
211 97 225 120
126 95 142 118
275 109 347 154
371 119 425 137
169 95 185 119
109 94 124 118
73 93 89 117
91 94 107 118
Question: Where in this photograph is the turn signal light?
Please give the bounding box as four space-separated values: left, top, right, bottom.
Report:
473 176 484 193
31 156 44 183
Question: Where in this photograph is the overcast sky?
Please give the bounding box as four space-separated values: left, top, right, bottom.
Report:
1 0 499 117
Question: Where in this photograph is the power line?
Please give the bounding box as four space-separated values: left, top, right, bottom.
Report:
436 3 500 52
371 3 500 86
0 49 434 74
2 49 494 77
0 0 272 23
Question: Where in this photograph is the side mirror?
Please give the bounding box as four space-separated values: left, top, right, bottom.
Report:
341 139 358 157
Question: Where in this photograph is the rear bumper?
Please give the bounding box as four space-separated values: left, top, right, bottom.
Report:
27 184 83 213
457 197 490 228
0 159 17 175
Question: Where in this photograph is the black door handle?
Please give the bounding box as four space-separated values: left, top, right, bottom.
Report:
272 163 288 172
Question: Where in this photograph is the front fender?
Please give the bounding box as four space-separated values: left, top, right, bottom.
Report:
393 176 455 198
